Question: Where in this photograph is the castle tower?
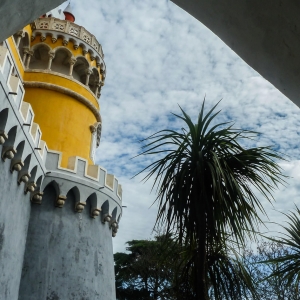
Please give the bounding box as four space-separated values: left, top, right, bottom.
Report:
0 5 121 300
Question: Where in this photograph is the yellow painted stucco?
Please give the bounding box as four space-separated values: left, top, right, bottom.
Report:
24 71 100 109
24 87 96 167
6 37 25 79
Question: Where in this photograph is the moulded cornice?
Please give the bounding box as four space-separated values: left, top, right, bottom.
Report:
23 81 101 122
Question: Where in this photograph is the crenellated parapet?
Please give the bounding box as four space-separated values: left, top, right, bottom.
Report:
42 150 122 236
0 44 48 197
0 42 122 236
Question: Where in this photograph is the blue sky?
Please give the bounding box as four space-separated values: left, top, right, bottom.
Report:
65 0 300 252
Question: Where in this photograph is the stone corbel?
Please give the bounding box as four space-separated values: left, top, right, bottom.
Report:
30 191 43 204
55 195 67 208
0 130 8 144
102 214 111 224
82 46 88 55
91 208 101 219
89 122 101 147
18 171 31 185
111 221 119 237
31 34 36 41
110 221 118 231
10 159 24 173
51 34 58 43
89 122 101 134
40 34 46 42
25 181 37 194
73 43 79 50
63 39 69 46
75 202 86 213
1 146 16 161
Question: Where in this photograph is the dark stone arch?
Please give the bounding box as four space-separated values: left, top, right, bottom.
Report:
73 56 89 84
111 207 117 221
43 180 60 199
29 165 38 182
4 125 17 147
88 68 100 94
0 108 9 136
51 46 72 75
101 200 109 215
36 175 43 189
86 192 99 218
29 43 51 69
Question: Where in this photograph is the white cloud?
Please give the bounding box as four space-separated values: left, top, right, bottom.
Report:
70 0 300 253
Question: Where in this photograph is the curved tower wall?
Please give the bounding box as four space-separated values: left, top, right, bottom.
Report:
0 44 48 299
0 12 121 300
19 152 122 299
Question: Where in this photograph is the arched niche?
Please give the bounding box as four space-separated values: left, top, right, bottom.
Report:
5 125 17 147
43 180 60 200
73 56 89 85
88 68 100 94
111 207 117 222
29 43 51 69
13 31 30 61
66 186 80 204
0 108 9 132
51 47 72 75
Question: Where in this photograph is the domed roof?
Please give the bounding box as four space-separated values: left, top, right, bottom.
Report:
63 3 75 22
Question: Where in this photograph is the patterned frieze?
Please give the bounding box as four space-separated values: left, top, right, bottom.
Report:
31 18 104 60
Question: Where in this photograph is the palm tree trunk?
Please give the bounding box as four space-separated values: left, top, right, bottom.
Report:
195 178 209 300
195 217 209 300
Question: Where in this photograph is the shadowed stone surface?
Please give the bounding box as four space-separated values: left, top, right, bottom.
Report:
0 0 64 42
0 159 32 300
171 0 300 107
19 184 116 300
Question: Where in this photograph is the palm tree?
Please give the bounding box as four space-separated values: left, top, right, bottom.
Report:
136 100 285 299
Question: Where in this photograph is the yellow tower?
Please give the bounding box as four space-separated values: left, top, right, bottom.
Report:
14 7 105 167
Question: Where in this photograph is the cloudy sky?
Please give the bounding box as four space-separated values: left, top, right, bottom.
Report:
65 0 300 253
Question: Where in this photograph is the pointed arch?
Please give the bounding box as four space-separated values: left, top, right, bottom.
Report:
51 46 72 75
29 43 52 69
88 67 100 94
29 165 38 181
0 108 9 132
101 200 109 215
66 186 81 203
117 214 122 224
4 125 17 147
11 140 25 163
111 207 118 222
13 31 30 61
43 180 60 197
36 175 43 188
73 56 90 84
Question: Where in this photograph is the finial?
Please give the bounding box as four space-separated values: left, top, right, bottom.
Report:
63 2 75 22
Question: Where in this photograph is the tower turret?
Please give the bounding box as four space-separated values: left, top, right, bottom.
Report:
24 16 105 167
63 3 76 22
0 7 121 300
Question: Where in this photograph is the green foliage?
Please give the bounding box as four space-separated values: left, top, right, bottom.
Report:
136 100 285 299
260 206 300 292
243 241 300 299
114 234 196 300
